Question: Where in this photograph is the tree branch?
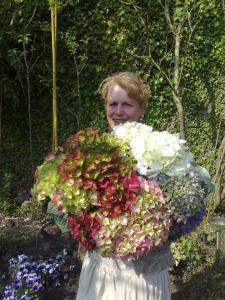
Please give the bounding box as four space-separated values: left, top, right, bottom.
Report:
24 0 39 31
164 0 176 34
118 0 142 11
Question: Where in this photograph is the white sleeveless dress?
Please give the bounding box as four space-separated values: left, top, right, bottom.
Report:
76 247 174 300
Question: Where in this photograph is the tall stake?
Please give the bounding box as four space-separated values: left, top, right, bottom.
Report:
51 0 58 152
0 66 3 162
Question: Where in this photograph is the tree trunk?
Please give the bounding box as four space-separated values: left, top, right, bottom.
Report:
173 23 185 139
211 134 225 210
214 135 225 182
172 91 185 139
164 1 186 139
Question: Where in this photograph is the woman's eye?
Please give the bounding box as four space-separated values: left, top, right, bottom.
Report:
109 103 117 106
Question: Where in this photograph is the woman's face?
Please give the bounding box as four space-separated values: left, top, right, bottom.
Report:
106 84 144 128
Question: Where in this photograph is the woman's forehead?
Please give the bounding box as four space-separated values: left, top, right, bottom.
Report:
108 85 135 101
108 83 123 92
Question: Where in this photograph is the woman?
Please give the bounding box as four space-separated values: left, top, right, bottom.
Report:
75 72 174 300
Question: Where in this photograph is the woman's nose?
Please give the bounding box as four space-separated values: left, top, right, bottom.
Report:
115 104 123 115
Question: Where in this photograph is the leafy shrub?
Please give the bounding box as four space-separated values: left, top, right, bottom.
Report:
171 236 202 267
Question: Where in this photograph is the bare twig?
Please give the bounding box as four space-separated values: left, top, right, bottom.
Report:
73 54 81 130
65 105 80 130
118 0 142 11
24 0 38 31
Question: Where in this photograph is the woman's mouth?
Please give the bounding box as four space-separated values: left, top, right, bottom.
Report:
113 119 128 124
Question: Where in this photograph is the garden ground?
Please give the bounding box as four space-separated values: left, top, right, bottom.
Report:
1 211 225 300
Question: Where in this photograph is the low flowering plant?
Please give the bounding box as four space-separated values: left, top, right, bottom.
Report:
0 250 76 300
32 123 213 260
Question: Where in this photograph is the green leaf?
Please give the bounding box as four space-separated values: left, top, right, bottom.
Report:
46 201 69 233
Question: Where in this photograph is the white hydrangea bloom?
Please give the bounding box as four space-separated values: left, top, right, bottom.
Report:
113 122 153 143
113 122 194 177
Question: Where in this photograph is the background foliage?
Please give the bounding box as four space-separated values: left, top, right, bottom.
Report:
0 0 224 212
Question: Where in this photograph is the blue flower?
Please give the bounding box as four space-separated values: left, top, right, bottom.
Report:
55 255 62 262
18 255 29 263
32 282 44 293
30 262 38 271
48 258 54 264
3 286 15 299
2 251 76 300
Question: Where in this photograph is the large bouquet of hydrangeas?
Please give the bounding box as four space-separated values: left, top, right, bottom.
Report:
32 123 213 260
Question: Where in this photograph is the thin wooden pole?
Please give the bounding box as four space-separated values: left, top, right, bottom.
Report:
0 66 3 162
51 0 58 152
